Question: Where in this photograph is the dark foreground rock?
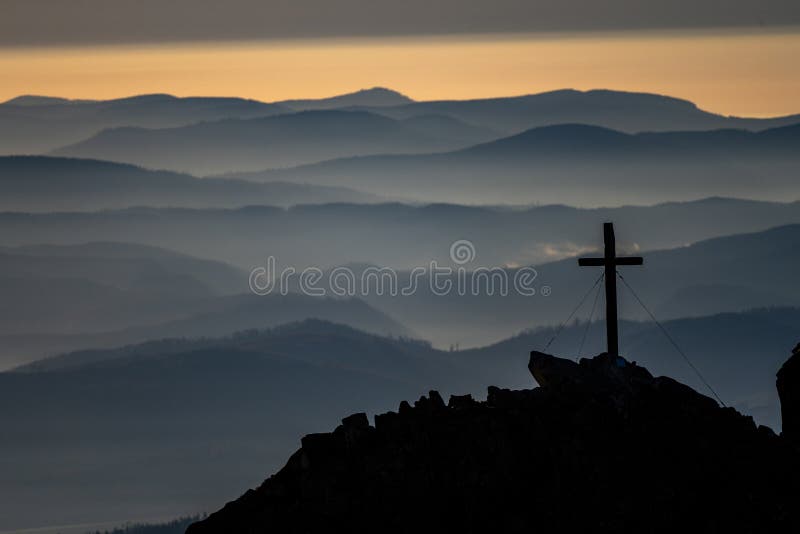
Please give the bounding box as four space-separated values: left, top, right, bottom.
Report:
777 343 800 444
188 351 800 533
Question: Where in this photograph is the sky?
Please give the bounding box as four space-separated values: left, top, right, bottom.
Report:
1 1 798 116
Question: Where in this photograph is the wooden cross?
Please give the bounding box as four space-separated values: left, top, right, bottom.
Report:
578 223 643 357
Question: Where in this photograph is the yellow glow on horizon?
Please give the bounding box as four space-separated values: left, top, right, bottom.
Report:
1 30 798 117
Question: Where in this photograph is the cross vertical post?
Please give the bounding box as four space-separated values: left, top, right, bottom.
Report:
578 223 643 358
603 223 619 358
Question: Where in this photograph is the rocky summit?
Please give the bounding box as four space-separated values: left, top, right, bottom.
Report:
188 349 800 534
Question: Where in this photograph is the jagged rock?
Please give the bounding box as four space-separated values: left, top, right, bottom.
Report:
398 400 412 414
447 393 476 410
413 390 446 412
335 413 372 449
188 351 800 534
778 343 800 443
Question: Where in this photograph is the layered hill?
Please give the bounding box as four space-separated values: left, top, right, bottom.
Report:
0 93 287 154
3 294 410 370
244 123 800 205
52 110 497 174
2 205 800 352
0 241 245 294
0 241 411 369
352 222 800 347
6 88 799 173
356 88 800 133
1 198 799 271
0 242 245 342
0 321 472 531
0 156 383 211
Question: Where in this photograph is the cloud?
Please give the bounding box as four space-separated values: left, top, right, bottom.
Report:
2 0 798 47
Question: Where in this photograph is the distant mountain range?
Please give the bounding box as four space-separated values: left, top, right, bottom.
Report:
0 93 288 154
2 309 796 530
0 88 414 155
0 156 384 211
352 88 800 133
240 122 800 205
52 109 498 174
4 88 799 176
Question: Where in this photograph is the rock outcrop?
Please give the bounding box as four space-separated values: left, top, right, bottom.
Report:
777 343 800 444
188 350 800 534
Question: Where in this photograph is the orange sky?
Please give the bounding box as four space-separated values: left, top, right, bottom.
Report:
1 29 798 117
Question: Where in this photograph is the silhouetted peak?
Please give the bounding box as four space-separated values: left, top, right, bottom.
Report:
353 86 412 100
278 87 413 110
188 351 800 533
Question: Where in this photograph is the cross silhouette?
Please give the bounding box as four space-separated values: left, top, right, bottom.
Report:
578 223 643 357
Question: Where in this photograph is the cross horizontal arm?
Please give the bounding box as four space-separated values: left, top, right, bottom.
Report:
616 256 644 266
578 257 643 267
